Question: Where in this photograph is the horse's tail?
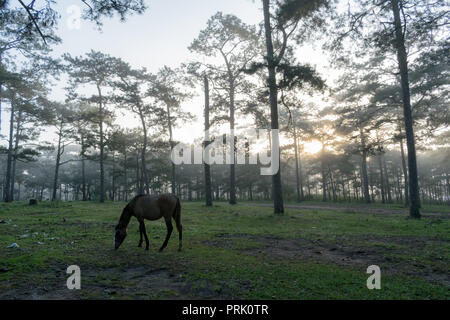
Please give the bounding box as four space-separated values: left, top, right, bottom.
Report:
173 195 182 251
173 196 181 226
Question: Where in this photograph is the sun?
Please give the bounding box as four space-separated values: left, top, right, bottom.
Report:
302 140 322 155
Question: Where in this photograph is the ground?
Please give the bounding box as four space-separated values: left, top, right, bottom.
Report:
0 200 449 299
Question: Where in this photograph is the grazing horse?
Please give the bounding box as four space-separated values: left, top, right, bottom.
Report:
114 194 182 252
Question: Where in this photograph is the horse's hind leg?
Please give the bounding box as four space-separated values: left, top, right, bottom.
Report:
159 217 173 252
138 228 143 247
174 217 182 252
139 221 149 250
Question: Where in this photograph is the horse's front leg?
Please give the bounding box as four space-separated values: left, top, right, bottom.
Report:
139 221 150 250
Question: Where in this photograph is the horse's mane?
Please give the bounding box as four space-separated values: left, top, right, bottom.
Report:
117 204 132 228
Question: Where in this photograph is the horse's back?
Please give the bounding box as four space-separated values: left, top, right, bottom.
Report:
131 194 178 221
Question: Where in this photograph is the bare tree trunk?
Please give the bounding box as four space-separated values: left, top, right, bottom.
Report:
446 173 450 204
219 47 237 205
307 174 311 198
328 167 337 202
321 141 327 202
293 124 303 202
124 150 128 201
112 152 116 201
10 109 22 201
399 132 409 206
263 0 284 214
138 110 150 194
97 85 106 203
396 167 403 202
378 153 386 203
135 152 142 194
383 155 392 203
229 81 236 205
166 104 176 195
391 0 421 218
81 135 87 201
203 76 212 206
0 53 2 132
3 95 15 202
188 180 192 201
52 120 63 201
360 128 371 203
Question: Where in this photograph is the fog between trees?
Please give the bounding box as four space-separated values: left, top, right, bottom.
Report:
0 0 448 219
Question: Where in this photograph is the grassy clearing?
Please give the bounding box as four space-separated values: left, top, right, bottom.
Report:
246 199 450 214
0 200 449 299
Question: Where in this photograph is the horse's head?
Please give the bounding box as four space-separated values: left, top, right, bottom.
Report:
114 225 127 250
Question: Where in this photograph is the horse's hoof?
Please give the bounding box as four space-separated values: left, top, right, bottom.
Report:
138 244 142 247
158 248 164 252
178 248 182 252
145 247 149 251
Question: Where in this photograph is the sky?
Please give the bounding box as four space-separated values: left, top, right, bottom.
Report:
1 0 334 153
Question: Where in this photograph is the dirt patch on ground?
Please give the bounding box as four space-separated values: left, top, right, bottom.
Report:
204 233 450 287
0 264 232 300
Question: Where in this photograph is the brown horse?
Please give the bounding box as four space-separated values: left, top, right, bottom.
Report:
114 194 182 252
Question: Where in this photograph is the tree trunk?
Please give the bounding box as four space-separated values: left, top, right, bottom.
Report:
81 135 87 201
391 0 421 218
446 173 450 204
138 109 150 194
229 80 236 205
383 155 392 203
135 152 141 194
10 109 22 201
360 128 371 203
263 0 284 214
52 120 63 201
328 167 337 201
188 180 192 201
166 104 177 195
112 152 116 201
97 85 106 203
3 95 15 202
124 150 128 201
399 132 409 206
307 174 311 198
321 141 327 202
293 124 303 202
378 153 386 203
396 167 403 202
203 76 212 206
298 151 305 200
0 53 2 132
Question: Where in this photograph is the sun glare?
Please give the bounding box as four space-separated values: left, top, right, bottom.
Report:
303 140 322 155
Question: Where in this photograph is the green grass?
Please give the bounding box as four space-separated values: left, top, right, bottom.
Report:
244 199 450 213
0 200 449 299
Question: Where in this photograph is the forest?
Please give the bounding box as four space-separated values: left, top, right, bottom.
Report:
0 0 449 302
1 0 449 217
